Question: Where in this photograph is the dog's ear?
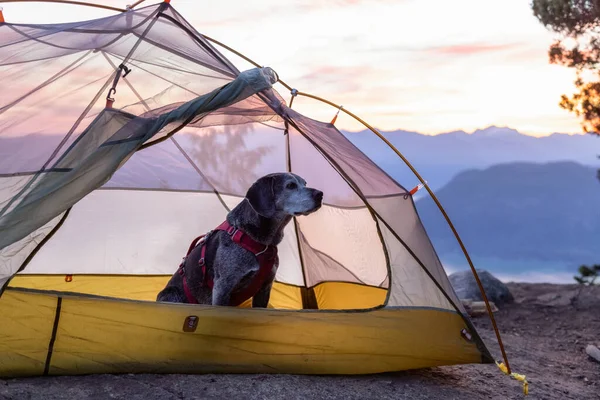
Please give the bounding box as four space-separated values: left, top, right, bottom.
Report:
246 175 276 218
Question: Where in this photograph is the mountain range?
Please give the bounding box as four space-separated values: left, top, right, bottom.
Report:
415 161 600 276
343 126 599 191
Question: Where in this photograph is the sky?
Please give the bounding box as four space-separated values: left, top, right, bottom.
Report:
1 0 584 136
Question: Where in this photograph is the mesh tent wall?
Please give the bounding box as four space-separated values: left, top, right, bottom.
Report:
0 1 496 377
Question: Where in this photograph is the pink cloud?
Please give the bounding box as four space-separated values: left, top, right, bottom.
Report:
428 43 522 56
295 0 403 10
296 65 374 93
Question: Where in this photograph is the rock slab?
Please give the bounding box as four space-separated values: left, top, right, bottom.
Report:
449 270 514 306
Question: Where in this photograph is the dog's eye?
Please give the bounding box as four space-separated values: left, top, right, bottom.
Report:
286 182 297 190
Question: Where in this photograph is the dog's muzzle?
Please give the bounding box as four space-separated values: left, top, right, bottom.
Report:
294 189 323 216
313 189 323 203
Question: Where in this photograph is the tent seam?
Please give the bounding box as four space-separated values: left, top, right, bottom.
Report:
284 106 311 302
43 296 62 375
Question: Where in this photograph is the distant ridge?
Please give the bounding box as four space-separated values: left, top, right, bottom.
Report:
343 125 599 190
415 161 600 266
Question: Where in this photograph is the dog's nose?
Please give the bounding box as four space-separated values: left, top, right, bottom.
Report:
313 190 323 201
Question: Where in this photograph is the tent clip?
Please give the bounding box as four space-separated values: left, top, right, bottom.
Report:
330 105 343 125
120 63 132 78
405 180 428 198
287 88 299 117
105 63 132 108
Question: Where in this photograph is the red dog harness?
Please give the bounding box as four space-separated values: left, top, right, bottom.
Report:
177 221 278 306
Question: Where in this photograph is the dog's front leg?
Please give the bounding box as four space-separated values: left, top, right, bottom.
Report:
211 278 235 306
212 269 255 306
212 247 262 306
252 278 273 308
252 266 277 308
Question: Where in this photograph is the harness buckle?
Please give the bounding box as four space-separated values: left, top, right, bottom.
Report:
226 226 238 237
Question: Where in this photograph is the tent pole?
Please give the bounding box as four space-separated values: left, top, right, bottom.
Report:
202 35 263 70
202 33 512 373
127 0 146 9
0 0 126 12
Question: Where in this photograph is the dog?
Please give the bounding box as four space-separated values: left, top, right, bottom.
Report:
156 172 323 307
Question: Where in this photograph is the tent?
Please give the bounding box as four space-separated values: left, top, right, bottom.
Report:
0 0 507 378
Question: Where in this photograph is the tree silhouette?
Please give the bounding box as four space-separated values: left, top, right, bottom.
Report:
532 0 600 134
183 123 275 195
574 264 600 285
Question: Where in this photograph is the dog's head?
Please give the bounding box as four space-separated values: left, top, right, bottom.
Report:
245 173 323 219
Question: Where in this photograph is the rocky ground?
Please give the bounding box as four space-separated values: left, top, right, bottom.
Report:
1 283 599 400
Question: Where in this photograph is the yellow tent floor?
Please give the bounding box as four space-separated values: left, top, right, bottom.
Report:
6 274 389 310
0 283 485 378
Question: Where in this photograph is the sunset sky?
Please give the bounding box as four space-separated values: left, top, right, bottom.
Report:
2 0 583 136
